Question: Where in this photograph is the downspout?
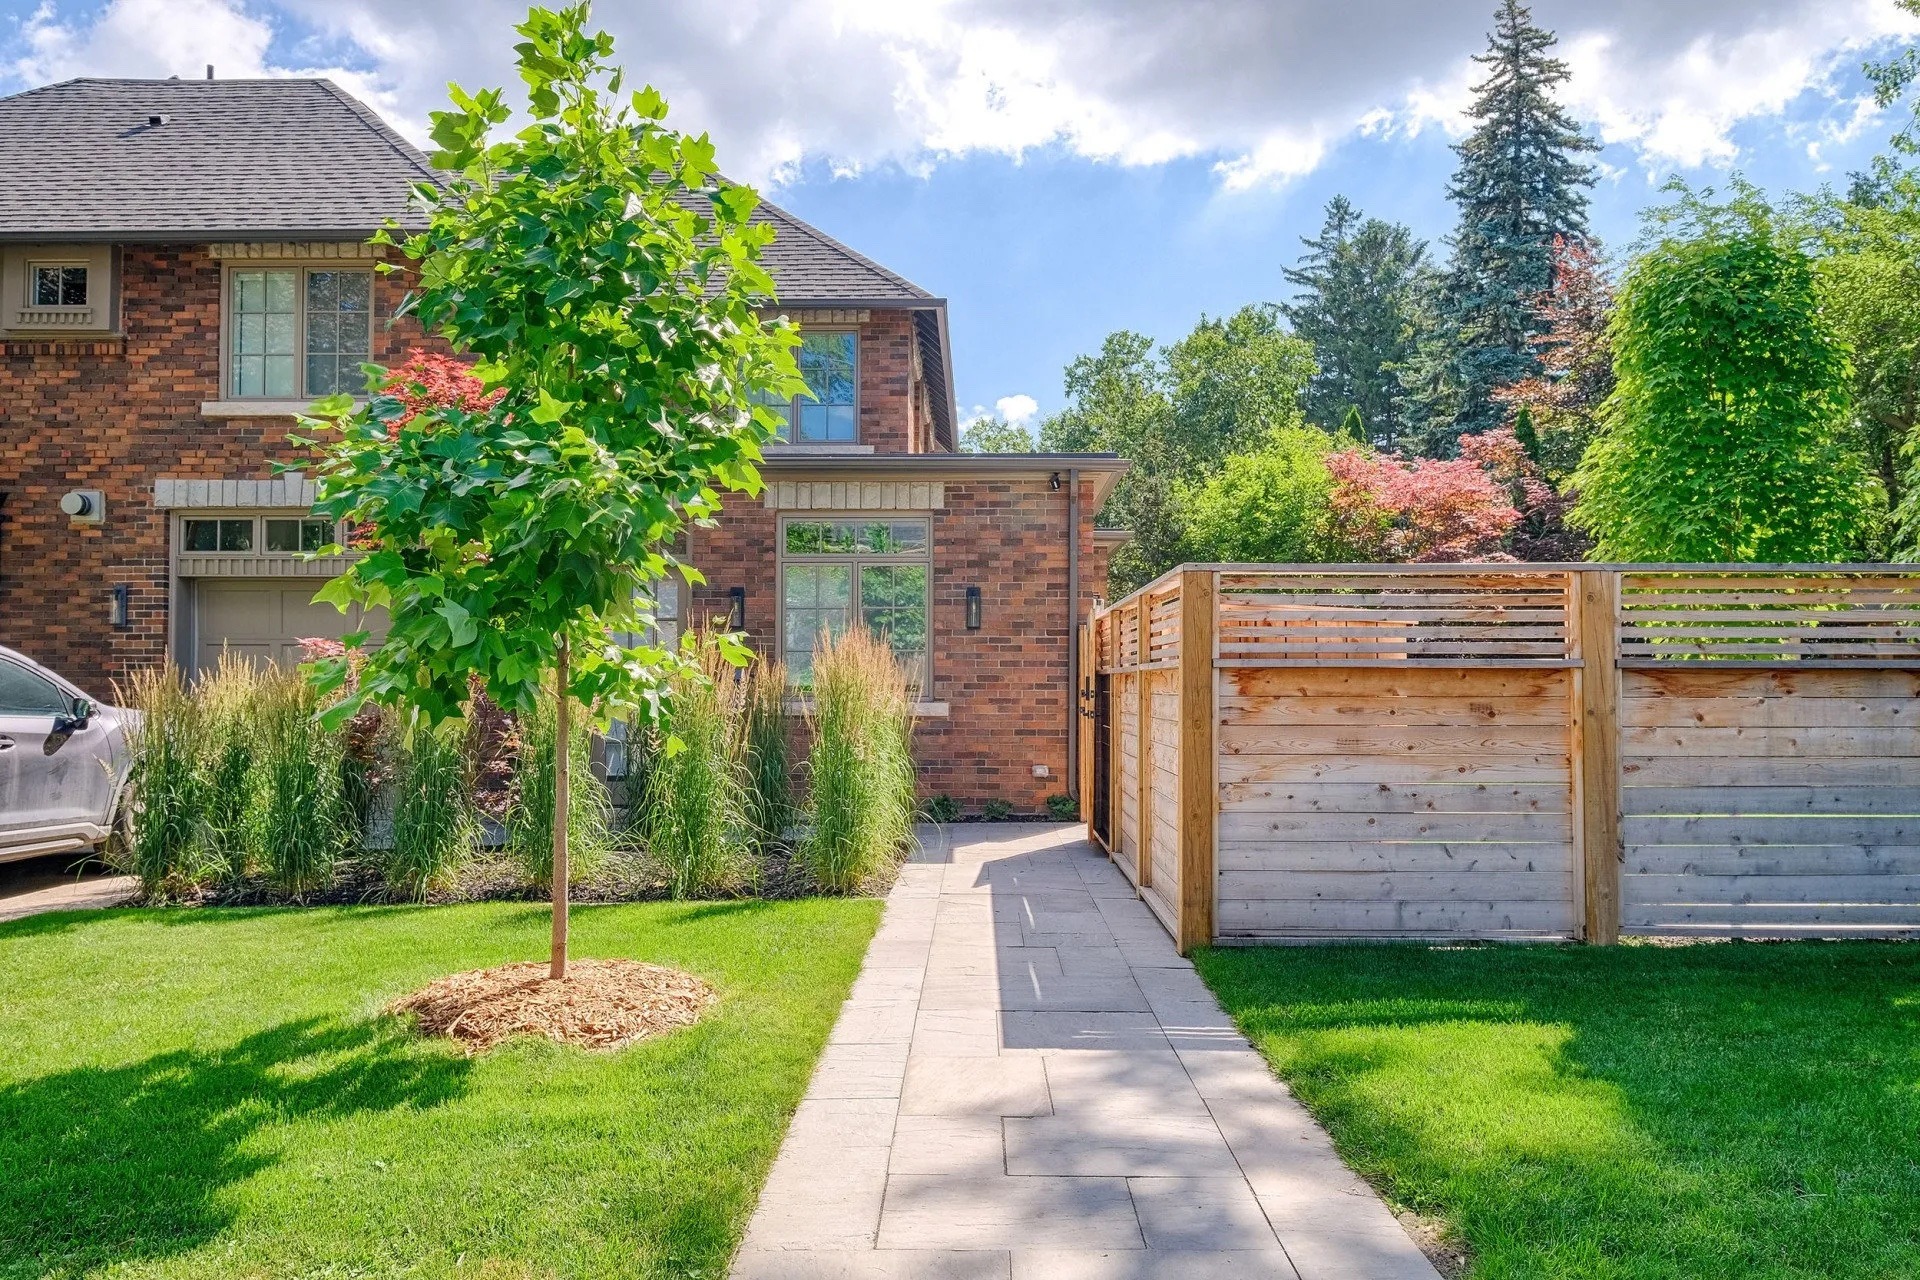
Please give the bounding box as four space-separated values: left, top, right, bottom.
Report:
1065 467 1080 793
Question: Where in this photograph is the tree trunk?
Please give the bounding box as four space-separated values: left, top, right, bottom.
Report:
549 637 571 982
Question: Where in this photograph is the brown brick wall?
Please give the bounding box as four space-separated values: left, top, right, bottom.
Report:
0 244 433 692
689 474 1100 813
852 308 916 452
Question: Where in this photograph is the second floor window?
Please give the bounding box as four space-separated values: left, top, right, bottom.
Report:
759 331 858 443
30 264 88 307
228 268 372 398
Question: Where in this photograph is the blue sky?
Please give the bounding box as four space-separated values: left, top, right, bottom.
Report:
6 0 1916 430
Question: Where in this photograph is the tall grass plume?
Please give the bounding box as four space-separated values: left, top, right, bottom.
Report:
799 630 917 892
247 668 348 897
643 642 751 898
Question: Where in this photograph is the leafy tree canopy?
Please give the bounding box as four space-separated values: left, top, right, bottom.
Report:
302 3 801 729
1281 196 1432 449
1038 307 1314 591
1179 426 1339 565
1571 185 1880 562
958 417 1036 453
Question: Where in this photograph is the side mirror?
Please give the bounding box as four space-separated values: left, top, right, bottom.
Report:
53 697 92 734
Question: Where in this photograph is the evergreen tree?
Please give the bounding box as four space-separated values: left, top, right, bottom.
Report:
1282 196 1432 449
1416 0 1598 451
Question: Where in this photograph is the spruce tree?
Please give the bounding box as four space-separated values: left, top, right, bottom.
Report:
1414 0 1598 452
1282 196 1431 450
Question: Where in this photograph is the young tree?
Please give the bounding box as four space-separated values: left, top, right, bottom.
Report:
1571 191 1877 562
1459 425 1587 560
1179 426 1339 564
1281 196 1432 448
302 4 801 980
1417 0 1598 450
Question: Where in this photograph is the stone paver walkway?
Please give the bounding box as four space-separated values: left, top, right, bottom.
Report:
734 822 1440 1280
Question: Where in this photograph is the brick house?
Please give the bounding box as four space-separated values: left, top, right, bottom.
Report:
0 77 1127 811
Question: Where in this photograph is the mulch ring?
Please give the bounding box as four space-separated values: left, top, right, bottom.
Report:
389 958 716 1054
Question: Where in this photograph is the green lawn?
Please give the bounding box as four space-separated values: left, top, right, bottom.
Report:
0 897 881 1280
1195 941 1920 1280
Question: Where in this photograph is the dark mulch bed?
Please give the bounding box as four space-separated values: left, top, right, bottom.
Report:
389 958 717 1054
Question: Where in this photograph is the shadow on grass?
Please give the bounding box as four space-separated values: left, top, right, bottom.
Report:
1196 941 1920 1280
0 1015 470 1276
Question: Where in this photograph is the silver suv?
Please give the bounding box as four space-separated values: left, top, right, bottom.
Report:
0 646 134 863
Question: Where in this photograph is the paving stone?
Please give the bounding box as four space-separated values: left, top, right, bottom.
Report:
889 1114 1007 1177
1003 1110 1241 1177
734 1249 1011 1279
1127 1176 1282 1251
1000 1011 1170 1053
786 1096 901 1149
878 1175 1142 1250
834 999 924 1044
743 1156 888 1250
1051 945 1135 978
1009 1250 1299 1279
1041 1050 1212 1118
813 1040 911 1099
911 1008 1001 1057
901 1054 1051 1117
995 976 1151 1014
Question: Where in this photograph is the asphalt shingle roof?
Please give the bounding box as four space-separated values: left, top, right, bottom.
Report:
0 77 937 304
0 78 438 240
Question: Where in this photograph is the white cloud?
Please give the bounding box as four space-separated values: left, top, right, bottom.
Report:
995 393 1038 424
5 0 1917 189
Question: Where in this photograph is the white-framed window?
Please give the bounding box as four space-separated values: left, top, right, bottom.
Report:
225 266 373 398
182 515 339 556
29 262 88 308
778 515 929 688
758 331 858 443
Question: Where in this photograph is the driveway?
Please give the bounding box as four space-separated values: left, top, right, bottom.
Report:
0 852 135 924
733 822 1440 1279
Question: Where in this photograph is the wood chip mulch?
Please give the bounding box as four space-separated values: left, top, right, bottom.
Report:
388 958 716 1054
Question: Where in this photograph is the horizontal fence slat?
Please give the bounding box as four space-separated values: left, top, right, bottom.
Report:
1221 694 1571 726
1625 845 1920 876
1622 786 1920 816
1218 840 1570 873
1220 810 1571 843
1622 815 1920 845
1220 781 1571 814
1218 870 1572 903
1623 727 1920 757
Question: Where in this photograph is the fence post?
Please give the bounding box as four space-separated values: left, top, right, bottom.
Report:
1135 594 1153 890
1573 569 1623 944
1176 569 1217 953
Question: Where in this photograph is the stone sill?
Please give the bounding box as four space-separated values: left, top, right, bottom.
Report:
201 398 366 418
764 443 876 457
1 335 125 356
782 699 950 718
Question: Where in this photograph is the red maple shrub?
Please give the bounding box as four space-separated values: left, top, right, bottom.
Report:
1459 426 1589 561
379 350 502 435
1325 448 1519 562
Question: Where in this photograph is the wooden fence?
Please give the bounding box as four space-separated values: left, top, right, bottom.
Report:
1080 565 1920 951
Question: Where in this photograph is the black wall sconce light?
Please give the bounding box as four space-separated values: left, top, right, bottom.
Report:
965 585 983 630
1048 471 1062 491
727 586 746 630
109 583 131 629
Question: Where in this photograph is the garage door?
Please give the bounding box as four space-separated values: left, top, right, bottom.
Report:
193 580 387 676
